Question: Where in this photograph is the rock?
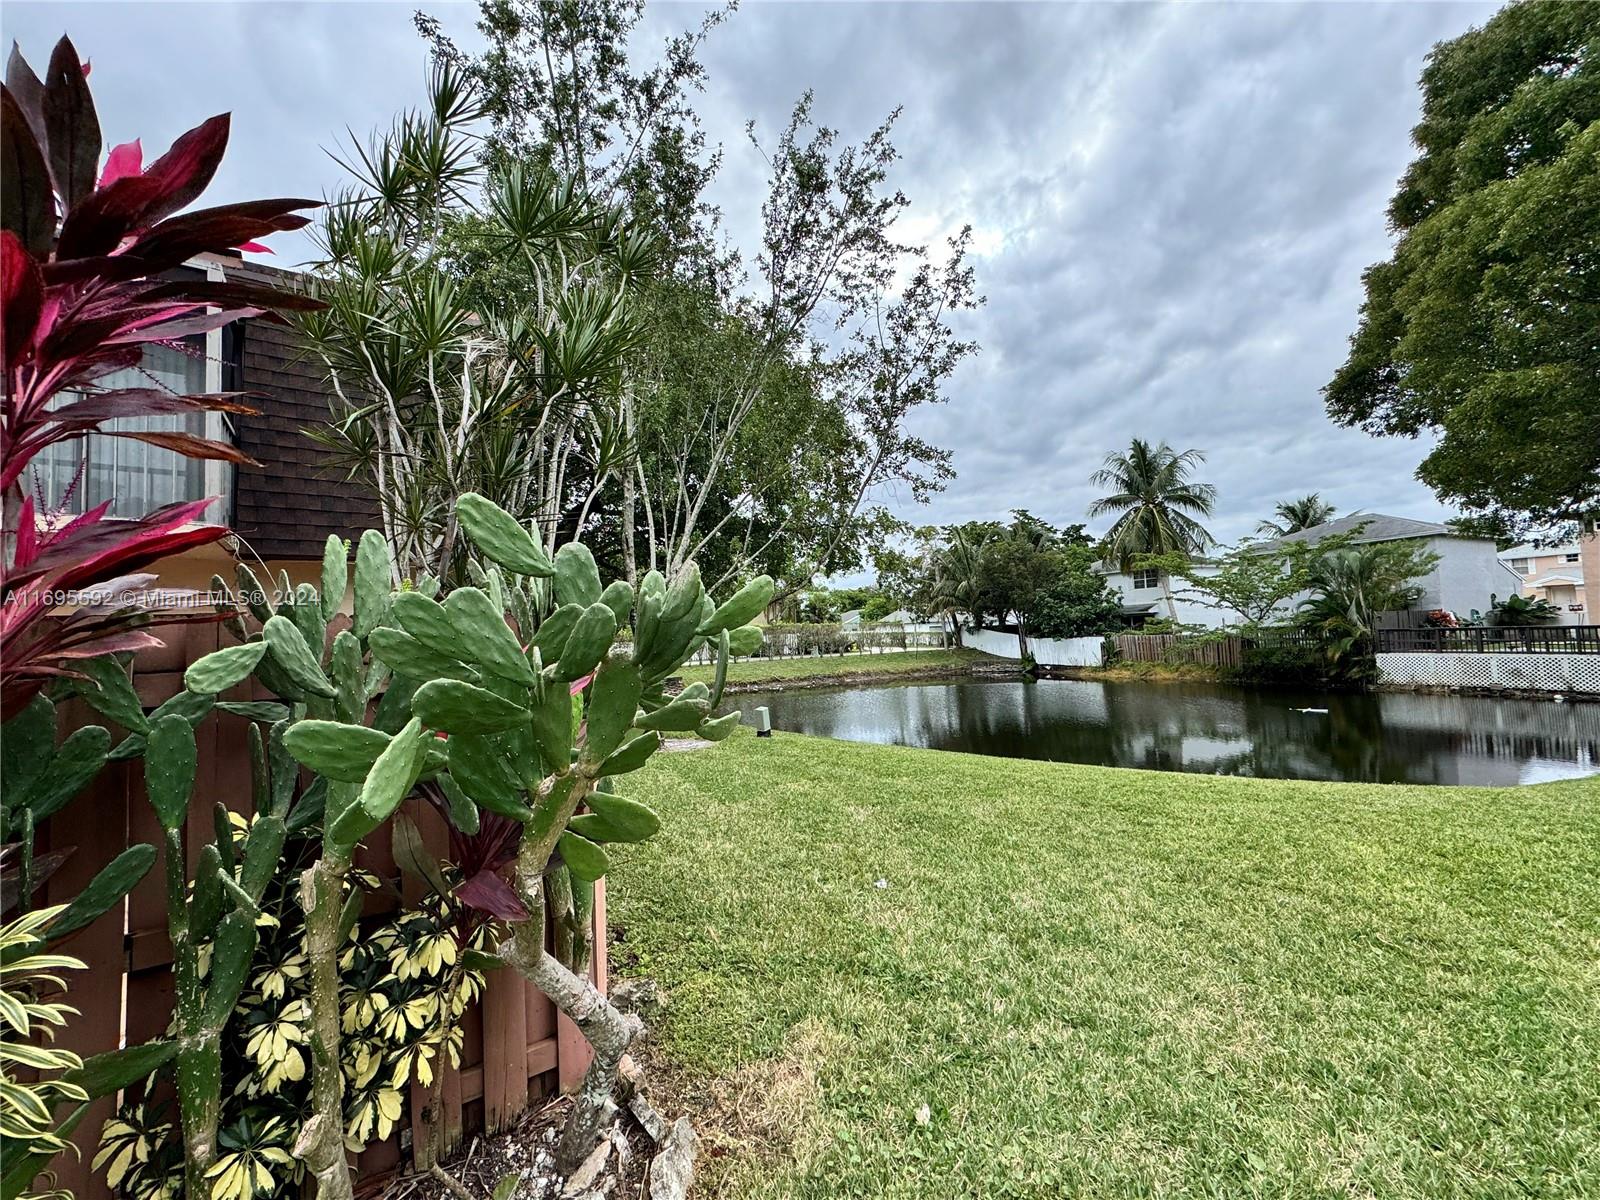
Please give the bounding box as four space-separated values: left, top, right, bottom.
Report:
628 1093 669 1144
647 1118 698 1200
561 1140 610 1197
609 978 662 1018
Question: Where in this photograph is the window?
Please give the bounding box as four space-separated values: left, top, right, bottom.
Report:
1509 558 1530 574
1131 568 1160 590
1565 553 1580 563
31 339 224 520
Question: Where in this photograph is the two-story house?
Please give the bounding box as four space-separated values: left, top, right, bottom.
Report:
32 254 379 597
1258 513 1518 624
1091 559 1226 627
1094 513 1520 630
1497 538 1599 625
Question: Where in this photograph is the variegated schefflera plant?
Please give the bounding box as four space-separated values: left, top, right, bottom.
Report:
94 815 489 1200
238 492 770 1188
0 665 288 1200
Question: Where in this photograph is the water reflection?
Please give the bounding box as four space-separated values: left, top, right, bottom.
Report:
738 679 1600 786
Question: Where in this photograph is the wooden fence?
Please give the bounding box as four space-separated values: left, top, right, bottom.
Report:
37 623 604 1200
1112 633 1248 670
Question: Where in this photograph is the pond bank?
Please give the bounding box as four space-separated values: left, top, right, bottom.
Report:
675 648 1015 694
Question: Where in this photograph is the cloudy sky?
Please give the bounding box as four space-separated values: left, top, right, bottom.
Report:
4 0 1499 547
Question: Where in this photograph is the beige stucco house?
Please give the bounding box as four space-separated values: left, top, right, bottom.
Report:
1497 534 1600 625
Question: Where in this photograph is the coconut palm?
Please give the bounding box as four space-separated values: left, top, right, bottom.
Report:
1257 493 1337 537
1089 439 1217 619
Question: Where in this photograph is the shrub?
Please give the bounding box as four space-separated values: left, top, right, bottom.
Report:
96 815 487 1200
0 35 319 718
1226 642 1328 686
0 907 87 1200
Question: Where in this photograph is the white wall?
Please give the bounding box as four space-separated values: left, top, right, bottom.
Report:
1102 564 1229 628
965 626 1103 667
1272 536 1516 625
1378 652 1600 694
1426 537 1520 619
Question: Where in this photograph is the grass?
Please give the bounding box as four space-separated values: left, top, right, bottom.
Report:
610 732 1600 1199
1060 659 1226 682
677 647 1006 689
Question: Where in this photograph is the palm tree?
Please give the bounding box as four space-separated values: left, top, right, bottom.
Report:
1297 543 1430 680
1257 493 1337 538
927 525 994 646
1089 439 1217 619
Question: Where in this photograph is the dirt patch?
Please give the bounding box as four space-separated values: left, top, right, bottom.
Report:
629 1014 839 1197
385 1096 655 1200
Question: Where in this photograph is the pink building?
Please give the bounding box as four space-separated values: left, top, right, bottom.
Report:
1497 533 1600 625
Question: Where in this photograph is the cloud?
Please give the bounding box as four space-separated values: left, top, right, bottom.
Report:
4 0 1500 550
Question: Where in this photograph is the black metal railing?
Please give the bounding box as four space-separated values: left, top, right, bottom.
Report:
1376 625 1600 655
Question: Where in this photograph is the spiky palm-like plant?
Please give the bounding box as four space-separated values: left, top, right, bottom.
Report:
1088 439 1217 619
297 61 654 583
927 525 993 644
1297 543 1433 680
1257 494 1337 537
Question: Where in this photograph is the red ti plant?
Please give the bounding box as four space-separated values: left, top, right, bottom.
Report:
1 35 322 716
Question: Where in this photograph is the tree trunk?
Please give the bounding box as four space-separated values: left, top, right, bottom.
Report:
621 397 638 585
501 859 639 1174
499 786 640 1175
294 851 355 1200
164 830 219 1200
1161 575 1178 621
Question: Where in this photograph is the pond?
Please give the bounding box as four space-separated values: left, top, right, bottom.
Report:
737 677 1600 786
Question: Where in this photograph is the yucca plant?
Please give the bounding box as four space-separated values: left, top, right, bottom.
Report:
295 62 654 581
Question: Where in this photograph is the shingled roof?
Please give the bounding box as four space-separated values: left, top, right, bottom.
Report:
1256 512 1456 552
215 257 382 560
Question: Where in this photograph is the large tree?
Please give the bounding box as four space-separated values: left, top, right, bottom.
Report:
1089 438 1217 619
1325 2 1600 530
421 1 980 591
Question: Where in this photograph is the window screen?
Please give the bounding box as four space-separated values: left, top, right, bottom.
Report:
31 340 211 519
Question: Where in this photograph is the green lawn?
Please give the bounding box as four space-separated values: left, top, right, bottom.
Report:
611 733 1600 1199
677 647 1005 689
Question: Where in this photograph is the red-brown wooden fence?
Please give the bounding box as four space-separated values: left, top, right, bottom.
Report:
38 623 605 1200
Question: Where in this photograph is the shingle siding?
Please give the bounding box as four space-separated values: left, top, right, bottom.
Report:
221 258 381 560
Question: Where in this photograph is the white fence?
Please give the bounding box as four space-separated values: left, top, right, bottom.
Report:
965 627 1104 668
1377 652 1600 694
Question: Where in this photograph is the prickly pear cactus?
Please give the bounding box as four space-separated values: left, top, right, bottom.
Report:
228 496 770 1184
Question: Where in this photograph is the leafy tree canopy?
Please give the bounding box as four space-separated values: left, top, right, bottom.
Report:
1325 2 1600 527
